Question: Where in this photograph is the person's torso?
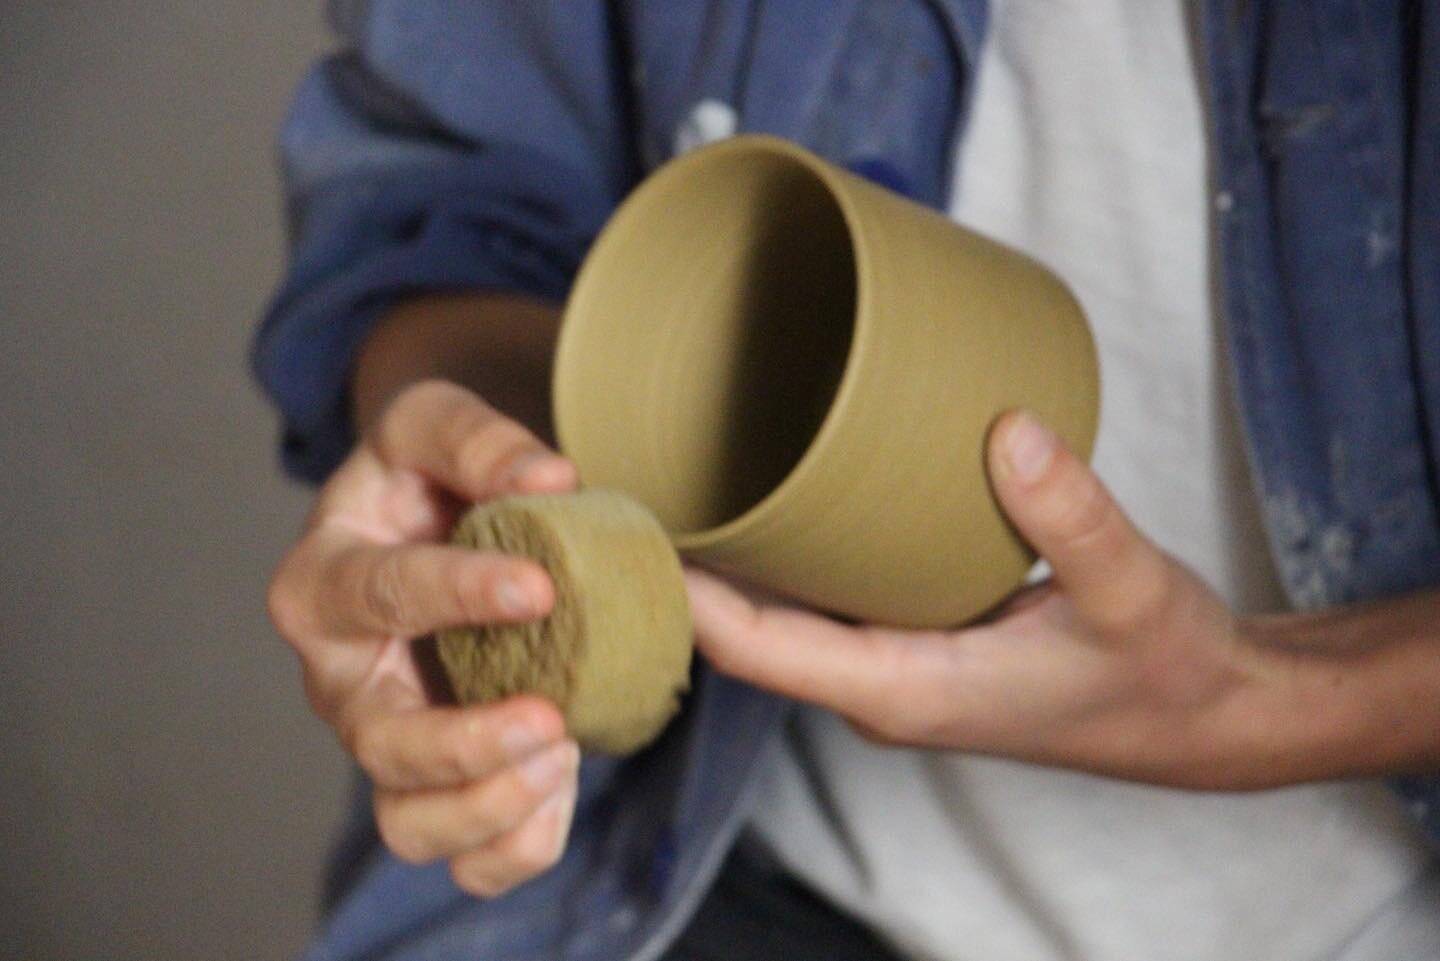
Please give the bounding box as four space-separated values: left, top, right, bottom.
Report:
747 2 1440 958
298 3 1440 958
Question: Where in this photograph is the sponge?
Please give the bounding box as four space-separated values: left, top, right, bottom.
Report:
436 489 693 755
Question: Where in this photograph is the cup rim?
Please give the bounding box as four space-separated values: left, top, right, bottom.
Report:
670 136 876 551
555 134 879 553
555 138 875 553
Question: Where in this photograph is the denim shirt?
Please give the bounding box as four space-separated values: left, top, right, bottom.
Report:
252 3 1440 959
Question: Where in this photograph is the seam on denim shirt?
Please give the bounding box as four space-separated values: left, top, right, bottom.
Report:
626 714 787 961
326 52 474 151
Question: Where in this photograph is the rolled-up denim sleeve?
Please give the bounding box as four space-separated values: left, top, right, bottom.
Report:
252 2 635 483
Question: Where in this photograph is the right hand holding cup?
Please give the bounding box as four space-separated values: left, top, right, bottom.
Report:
265 379 581 897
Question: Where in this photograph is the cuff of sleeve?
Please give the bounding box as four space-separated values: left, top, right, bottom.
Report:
253 147 611 483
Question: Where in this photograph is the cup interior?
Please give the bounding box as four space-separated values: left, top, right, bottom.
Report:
558 146 857 539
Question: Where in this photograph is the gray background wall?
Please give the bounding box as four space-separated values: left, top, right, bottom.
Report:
1 4 352 959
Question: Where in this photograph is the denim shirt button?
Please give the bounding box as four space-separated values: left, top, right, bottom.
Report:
675 99 739 155
1213 190 1235 213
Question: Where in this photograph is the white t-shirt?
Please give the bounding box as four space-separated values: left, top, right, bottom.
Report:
746 2 1440 958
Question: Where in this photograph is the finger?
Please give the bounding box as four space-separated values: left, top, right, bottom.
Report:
375 740 579 865
313 454 453 544
347 692 566 791
686 568 956 735
986 409 1173 632
372 380 577 500
447 774 579 898
305 540 555 639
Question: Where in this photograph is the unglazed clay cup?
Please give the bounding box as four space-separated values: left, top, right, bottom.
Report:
553 135 1099 628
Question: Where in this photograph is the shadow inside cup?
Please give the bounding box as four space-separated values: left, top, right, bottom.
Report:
557 147 860 544
694 159 856 533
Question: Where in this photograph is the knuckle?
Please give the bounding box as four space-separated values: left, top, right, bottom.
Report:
849 634 962 747
1101 555 1179 633
862 629 910 677
265 582 301 640
453 420 531 491
363 553 411 632
450 856 509 899
509 824 563 876
488 807 565 882
300 671 334 723
393 378 460 421
855 638 923 733
693 624 743 677
458 782 510 839
1133 558 1179 616
375 381 439 449
385 831 434 866
1088 553 1180 633
374 798 433 865
492 698 565 746
702 602 786 675
1047 469 1117 549
349 722 389 780
433 722 477 784
265 562 309 641
450 562 500 626
376 380 479 460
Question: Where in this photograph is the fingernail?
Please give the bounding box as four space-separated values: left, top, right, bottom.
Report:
541 777 579 852
500 723 550 761
518 741 578 792
495 577 536 618
1004 411 1056 483
502 451 565 490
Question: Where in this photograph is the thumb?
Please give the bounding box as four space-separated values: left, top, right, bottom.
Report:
684 568 958 734
986 409 1171 633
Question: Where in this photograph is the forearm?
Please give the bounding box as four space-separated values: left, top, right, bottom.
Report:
352 291 563 439
1246 587 1440 781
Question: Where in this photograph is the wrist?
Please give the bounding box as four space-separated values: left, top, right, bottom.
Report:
1237 590 1440 783
352 291 562 438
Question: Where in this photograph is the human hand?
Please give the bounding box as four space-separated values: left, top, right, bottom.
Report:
267 380 582 896
686 409 1332 790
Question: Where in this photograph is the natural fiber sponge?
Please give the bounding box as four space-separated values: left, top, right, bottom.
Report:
436 489 693 755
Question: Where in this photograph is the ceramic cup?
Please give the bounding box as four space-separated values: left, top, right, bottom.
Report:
553 135 1099 628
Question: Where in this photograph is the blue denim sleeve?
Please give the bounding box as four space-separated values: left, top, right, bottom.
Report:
252 3 635 482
